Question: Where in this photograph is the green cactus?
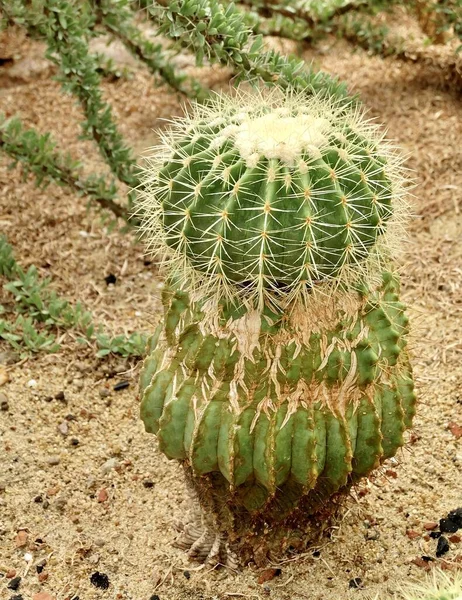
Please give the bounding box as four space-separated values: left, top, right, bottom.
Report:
388 570 462 600
137 88 414 566
139 89 407 310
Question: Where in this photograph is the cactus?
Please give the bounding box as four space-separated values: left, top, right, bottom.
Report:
392 570 462 600
137 88 415 566
139 89 408 310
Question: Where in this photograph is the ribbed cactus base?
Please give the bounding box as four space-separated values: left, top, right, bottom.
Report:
139 272 416 566
177 464 349 567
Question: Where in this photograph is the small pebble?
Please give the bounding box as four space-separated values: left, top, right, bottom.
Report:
47 456 60 466
113 380 129 391
183 570 190 580
365 529 380 541
97 488 108 503
429 531 441 539
70 438 79 446
440 518 459 533
90 571 110 589
58 422 69 436
448 508 462 529
15 531 28 548
349 578 362 589
8 576 21 590
99 388 111 398
101 458 118 473
436 536 450 557
143 480 154 489
149 596 160 600
27 379 37 388
104 273 117 285
258 568 281 584
33 593 55 600
54 391 66 402
10 595 24 600
0 392 8 411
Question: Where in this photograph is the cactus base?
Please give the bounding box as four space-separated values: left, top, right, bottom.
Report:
180 465 349 567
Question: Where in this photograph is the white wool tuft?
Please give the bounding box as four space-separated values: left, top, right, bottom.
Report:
222 113 330 165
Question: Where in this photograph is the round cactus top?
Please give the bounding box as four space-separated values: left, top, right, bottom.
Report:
214 109 329 166
138 89 408 310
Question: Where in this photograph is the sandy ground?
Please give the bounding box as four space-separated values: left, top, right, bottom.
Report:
0 16 461 600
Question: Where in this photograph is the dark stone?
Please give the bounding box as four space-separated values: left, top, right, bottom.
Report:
448 508 462 529
90 571 110 589
54 391 66 402
183 570 190 580
143 480 154 489
429 531 441 539
7 577 21 590
10 595 24 600
312 550 321 557
70 438 79 446
436 536 450 557
421 556 434 562
349 578 362 589
113 380 129 391
104 273 117 285
34 495 43 503
440 518 459 533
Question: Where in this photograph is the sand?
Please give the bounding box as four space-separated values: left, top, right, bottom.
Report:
0 14 461 600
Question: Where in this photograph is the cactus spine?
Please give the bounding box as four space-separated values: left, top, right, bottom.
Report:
395 570 462 600
138 88 415 565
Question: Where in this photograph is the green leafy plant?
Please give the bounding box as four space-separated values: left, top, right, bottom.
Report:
0 115 127 220
0 236 147 357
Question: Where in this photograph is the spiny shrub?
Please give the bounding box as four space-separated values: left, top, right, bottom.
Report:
137 87 415 566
